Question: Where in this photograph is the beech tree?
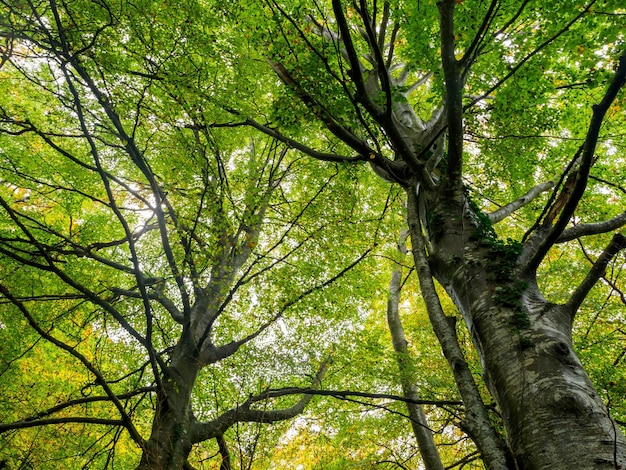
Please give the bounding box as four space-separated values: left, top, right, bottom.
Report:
1 0 626 469
0 1 390 468
237 0 626 468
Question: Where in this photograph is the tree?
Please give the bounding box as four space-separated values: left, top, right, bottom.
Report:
1 0 625 469
0 1 390 468
233 0 626 468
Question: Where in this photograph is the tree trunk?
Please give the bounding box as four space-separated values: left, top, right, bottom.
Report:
414 191 626 469
136 342 200 470
387 231 445 470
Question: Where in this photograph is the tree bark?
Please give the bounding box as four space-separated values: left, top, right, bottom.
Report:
407 190 512 470
420 190 626 469
136 341 200 470
386 231 445 470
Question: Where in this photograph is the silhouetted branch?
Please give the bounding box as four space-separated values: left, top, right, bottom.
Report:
0 284 145 446
523 51 626 273
567 233 626 316
0 417 125 433
216 434 231 470
438 0 463 187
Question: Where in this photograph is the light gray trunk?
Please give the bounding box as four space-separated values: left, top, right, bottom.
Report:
419 192 626 470
386 233 445 470
407 188 513 470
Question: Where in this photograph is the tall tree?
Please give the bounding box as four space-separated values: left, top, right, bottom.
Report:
0 1 388 468
234 0 626 468
0 0 625 469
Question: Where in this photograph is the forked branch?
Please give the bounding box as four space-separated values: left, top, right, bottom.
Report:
191 357 332 443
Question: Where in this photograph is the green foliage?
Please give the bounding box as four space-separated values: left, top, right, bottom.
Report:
0 0 625 467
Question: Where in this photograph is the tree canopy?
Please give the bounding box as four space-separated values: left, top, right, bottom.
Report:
0 0 625 469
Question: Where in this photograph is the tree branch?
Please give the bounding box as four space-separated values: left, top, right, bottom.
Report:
0 387 155 432
49 11 192 324
332 0 375 111
437 0 464 188
44 17 171 388
464 1 598 112
216 434 231 470
268 60 373 156
330 0 417 167
240 387 461 407
357 0 392 118
191 358 331 443
200 246 373 364
242 115 364 163
557 212 626 243
110 287 184 324
566 233 626 316
0 417 126 433
459 0 499 74
0 284 145 447
523 51 626 273
488 181 554 224
386 229 444 470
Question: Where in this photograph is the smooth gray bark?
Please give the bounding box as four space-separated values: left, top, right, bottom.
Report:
407 190 512 470
386 231 445 470
422 188 626 469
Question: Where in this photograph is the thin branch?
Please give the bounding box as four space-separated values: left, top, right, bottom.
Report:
0 284 145 447
246 387 462 407
330 0 423 166
332 0 373 109
54 31 192 325
493 1 531 37
386 229 444 470
55 56 167 384
566 233 626 316
589 175 626 195
1 387 155 426
459 0 499 73
522 147 583 243
203 167 341 339
201 246 373 364
557 212 626 243
243 115 364 163
488 181 554 224
523 51 626 273
378 1 391 54
268 60 373 156
0 417 125 433
464 1 599 112
266 0 381 144
110 287 184 323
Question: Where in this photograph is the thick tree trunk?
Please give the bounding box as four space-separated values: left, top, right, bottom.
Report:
415 192 626 469
136 343 200 470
